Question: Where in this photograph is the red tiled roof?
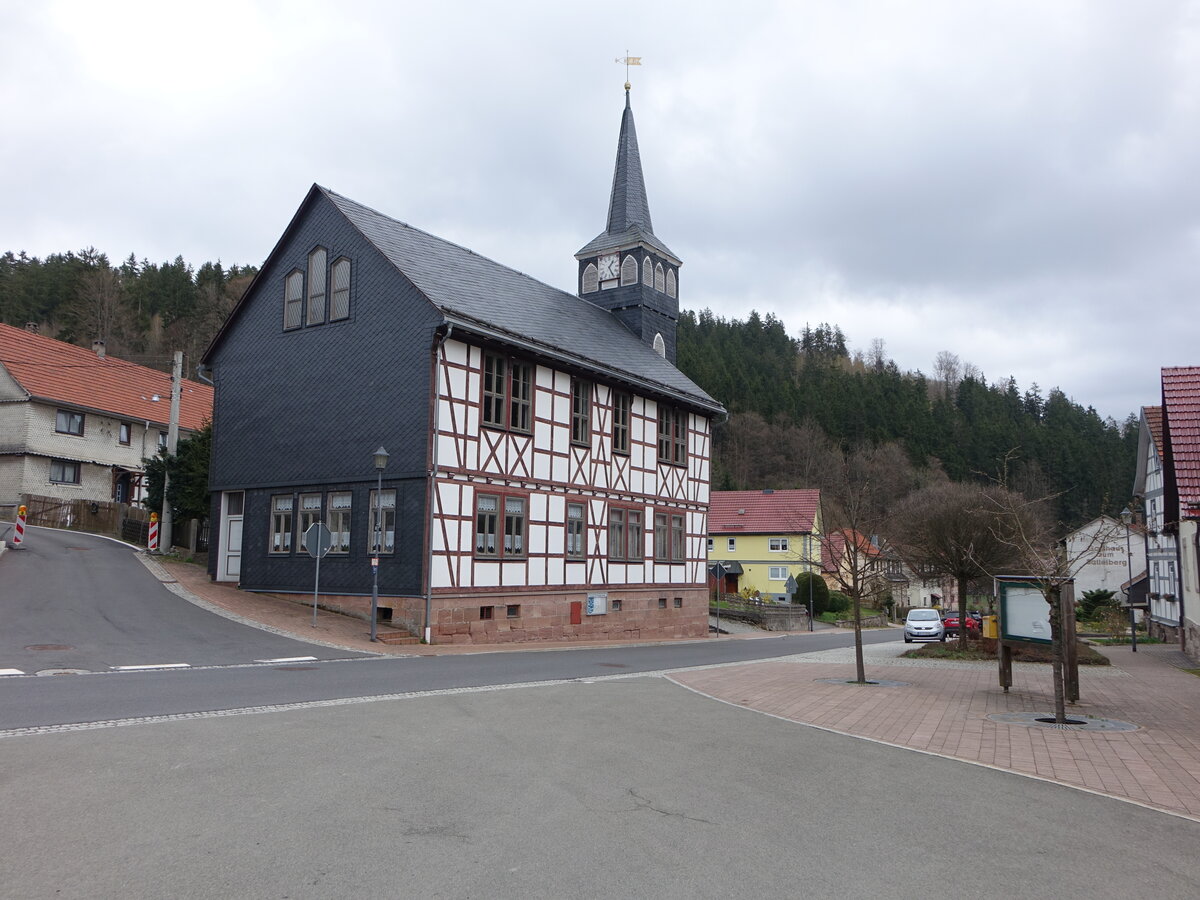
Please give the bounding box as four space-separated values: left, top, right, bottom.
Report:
823 528 884 572
0 323 212 430
1144 405 1164 454
709 489 820 534
1163 367 1200 512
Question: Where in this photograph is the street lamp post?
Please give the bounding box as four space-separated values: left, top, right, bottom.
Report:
1120 506 1137 653
370 446 389 642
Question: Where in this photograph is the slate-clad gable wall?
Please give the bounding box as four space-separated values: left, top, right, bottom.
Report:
206 192 442 594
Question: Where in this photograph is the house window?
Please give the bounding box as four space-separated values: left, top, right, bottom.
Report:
674 597 683 608
297 493 322 550
284 270 303 329
654 263 665 292
657 406 687 465
369 489 396 554
270 495 294 554
571 378 591 445
55 409 84 436
671 514 685 561
482 353 533 432
608 506 644 561
612 391 630 455
769 566 789 581
566 502 585 559
658 597 667 609
707 537 714 552
158 431 168 449
666 269 677 298
612 599 622 611
510 361 532 433
727 537 736 552
769 538 789 552
49 459 80 484
119 422 131 445
507 604 521 618
330 257 351 320
306 247 327 325
480 606 494 620
475 492 524 558
621 255 638 285
582 263 598 293
327 491 352 553
642 257 653 285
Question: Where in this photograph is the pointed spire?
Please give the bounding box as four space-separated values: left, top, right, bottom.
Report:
606 88 654 235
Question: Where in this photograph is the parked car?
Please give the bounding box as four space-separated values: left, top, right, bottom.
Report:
904 608 946 643
942 611 981 633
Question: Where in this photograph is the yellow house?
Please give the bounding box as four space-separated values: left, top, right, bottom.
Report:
708 489 822 602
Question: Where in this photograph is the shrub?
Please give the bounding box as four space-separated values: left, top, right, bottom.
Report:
827 591 852 614
1078 589 1119 621
792 572 829 613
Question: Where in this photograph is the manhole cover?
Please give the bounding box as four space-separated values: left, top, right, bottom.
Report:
36 668 91 676
25 644 74 651
987 712 1140 732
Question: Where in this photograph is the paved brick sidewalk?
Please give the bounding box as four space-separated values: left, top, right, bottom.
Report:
670 643 1200 821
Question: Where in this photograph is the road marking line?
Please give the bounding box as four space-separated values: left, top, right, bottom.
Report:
111 663 191 671
0 668 25 676
255 656 318 663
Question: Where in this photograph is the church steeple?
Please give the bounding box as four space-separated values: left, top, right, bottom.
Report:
576 86 681 363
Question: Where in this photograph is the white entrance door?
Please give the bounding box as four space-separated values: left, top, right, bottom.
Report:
218 491 244 582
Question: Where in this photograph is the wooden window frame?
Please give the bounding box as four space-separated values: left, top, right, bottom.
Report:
608 504 644 562
369 488 397 554
119 422 131 445
297 492 322 552
306 247 327 326
571 378 591 445
657 406 687 466
482 352 533 433
330 257 351 321
49 458 81 484
327 491 352 553
284 269 304 330
566 501 586 560
475 490 526 559
270 494 294 555
612 391 630 455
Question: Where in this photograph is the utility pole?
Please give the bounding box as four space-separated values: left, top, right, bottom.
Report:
159 350 182 553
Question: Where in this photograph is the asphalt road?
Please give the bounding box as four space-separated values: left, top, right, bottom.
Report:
4 677 1198 899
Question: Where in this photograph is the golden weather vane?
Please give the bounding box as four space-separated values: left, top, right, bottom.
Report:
615 52 642 89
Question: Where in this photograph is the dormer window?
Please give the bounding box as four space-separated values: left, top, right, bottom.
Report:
306 247 327 325
621 256 637 285
582 263 598 294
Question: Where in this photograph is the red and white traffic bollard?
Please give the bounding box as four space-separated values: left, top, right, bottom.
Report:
11 504 26 547
148 512 159 552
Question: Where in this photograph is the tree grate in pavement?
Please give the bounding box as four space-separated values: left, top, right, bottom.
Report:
814 677 911 687
987 711 1140 732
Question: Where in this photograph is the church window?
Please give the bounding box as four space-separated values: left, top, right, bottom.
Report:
666 268 677 298
612 390 630 455
571 378 591 445
652 333 666 357
654 263 665 293
306 247 327 325
657 406 687 466
284 270 303 330
330 257 351 320
642 257 653 285
582 263 598 294
621 255 638 285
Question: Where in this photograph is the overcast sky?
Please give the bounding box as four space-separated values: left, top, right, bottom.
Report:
4 1 1198 422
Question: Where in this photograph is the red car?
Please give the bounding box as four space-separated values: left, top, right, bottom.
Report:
941 612 981 634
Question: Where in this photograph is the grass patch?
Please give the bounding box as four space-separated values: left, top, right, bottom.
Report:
902 637 1110 666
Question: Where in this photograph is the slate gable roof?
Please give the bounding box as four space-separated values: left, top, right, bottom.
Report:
0 322 212 430
320 187 720 414
1162 366 1200 515
709 489 820 534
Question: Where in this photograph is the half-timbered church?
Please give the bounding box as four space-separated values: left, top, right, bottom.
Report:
202 86 725 644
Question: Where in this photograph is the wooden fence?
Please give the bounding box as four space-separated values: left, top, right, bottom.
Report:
13 494 205 552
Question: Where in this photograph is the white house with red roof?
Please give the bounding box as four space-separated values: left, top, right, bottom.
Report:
1134 405 1181 640
707 489 821 602
0 323 212 510
1161 366 1200 661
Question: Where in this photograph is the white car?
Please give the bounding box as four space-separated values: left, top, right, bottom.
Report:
904 608 946 643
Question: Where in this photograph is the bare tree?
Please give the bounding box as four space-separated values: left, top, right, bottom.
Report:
890 481 1023 642
933 350 961 399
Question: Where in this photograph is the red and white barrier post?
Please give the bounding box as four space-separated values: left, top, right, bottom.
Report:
11 504 26 547
148 512 159 552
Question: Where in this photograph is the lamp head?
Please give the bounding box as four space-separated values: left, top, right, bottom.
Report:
373 446 389 471
1120 506 1133 525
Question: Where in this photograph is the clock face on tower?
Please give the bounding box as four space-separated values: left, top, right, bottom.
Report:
597 254 619 281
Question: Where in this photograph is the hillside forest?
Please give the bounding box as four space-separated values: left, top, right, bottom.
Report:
1 250 1138 528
